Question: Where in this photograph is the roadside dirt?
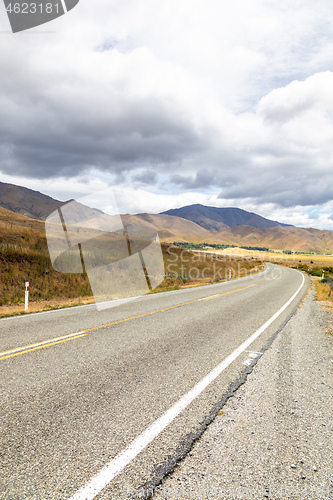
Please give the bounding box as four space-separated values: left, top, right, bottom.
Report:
0 296 95 318
152 285 333 500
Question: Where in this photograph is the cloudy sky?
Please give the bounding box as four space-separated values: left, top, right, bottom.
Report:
1 0 333 228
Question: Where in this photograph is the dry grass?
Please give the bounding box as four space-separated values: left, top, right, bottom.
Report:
315 282 332 301
324 326 333 336
211 247 333 268
0 214 263 316
315 282 333 304
0 214 93 315
154 246 263 293
0 297 95 319
204 246 333 305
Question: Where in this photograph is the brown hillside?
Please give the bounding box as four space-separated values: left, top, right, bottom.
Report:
119 214 333 252
0 181 64 220
0 207 263 312
206 225 333 252
1 198 333 257
121 213 211 243
0 207 92 307
0 206 44 230
162 204 289 229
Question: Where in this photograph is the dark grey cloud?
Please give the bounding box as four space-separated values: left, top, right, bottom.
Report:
217 169 333 208
0 87 207 179
170 167 242 190
170 169 216 189
168 155 333 208
0 36 210 181
132 169 158 184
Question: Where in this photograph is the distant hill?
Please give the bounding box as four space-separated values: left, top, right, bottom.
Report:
122 212 333 252
1 182 333 253
204 225 333 253
162 204 291 231
0 181 65 220
121 212 211 243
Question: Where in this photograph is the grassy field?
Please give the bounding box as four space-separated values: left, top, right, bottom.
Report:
0 212 263 317
155 245 263 292
203 246 333 303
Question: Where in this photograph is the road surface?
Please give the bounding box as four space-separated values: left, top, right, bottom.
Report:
152 284 333 500
0 264 308 499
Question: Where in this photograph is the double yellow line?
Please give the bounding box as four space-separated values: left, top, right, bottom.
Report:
0 272 280 362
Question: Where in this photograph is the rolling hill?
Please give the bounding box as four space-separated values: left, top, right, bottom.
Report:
0 207 263 311
204 225 333 253
0 205 45 230
121 213 211 243
0 181 65 220
122 212 333 252
0 181 332 252
162 204 291 231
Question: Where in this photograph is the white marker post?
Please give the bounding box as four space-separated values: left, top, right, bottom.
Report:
322 271 325 280
25 282 29 311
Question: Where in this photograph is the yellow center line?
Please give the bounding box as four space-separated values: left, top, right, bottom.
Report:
159 299 199 312
82 311 159 333
0 271 281 362
0 334 88 361
0 331 88 357
205 283 256 300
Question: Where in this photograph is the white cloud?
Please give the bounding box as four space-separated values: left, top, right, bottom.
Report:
1 0 333 227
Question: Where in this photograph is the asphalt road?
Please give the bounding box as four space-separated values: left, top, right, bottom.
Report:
152 284 333 500
0 264 309 499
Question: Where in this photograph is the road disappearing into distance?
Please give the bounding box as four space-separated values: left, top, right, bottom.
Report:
0 263 308 499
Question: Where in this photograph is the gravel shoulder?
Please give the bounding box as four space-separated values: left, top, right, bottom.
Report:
152 281 333 500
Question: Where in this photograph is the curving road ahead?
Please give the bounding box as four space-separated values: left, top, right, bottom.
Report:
0 264 309 499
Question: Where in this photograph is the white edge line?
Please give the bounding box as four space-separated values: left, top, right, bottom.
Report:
70 270 305 500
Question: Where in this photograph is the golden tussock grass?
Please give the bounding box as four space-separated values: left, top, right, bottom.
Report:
0 213 264 316
315 282 333 303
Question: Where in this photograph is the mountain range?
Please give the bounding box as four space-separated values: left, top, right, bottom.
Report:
0 181 333 253
162 204 291 231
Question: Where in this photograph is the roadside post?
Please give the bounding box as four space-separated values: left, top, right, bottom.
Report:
25 282 29 311
322 270 325 280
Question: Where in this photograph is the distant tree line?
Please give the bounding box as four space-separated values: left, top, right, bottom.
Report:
171 242 270 252
171 242 333 256
172 242 234 250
